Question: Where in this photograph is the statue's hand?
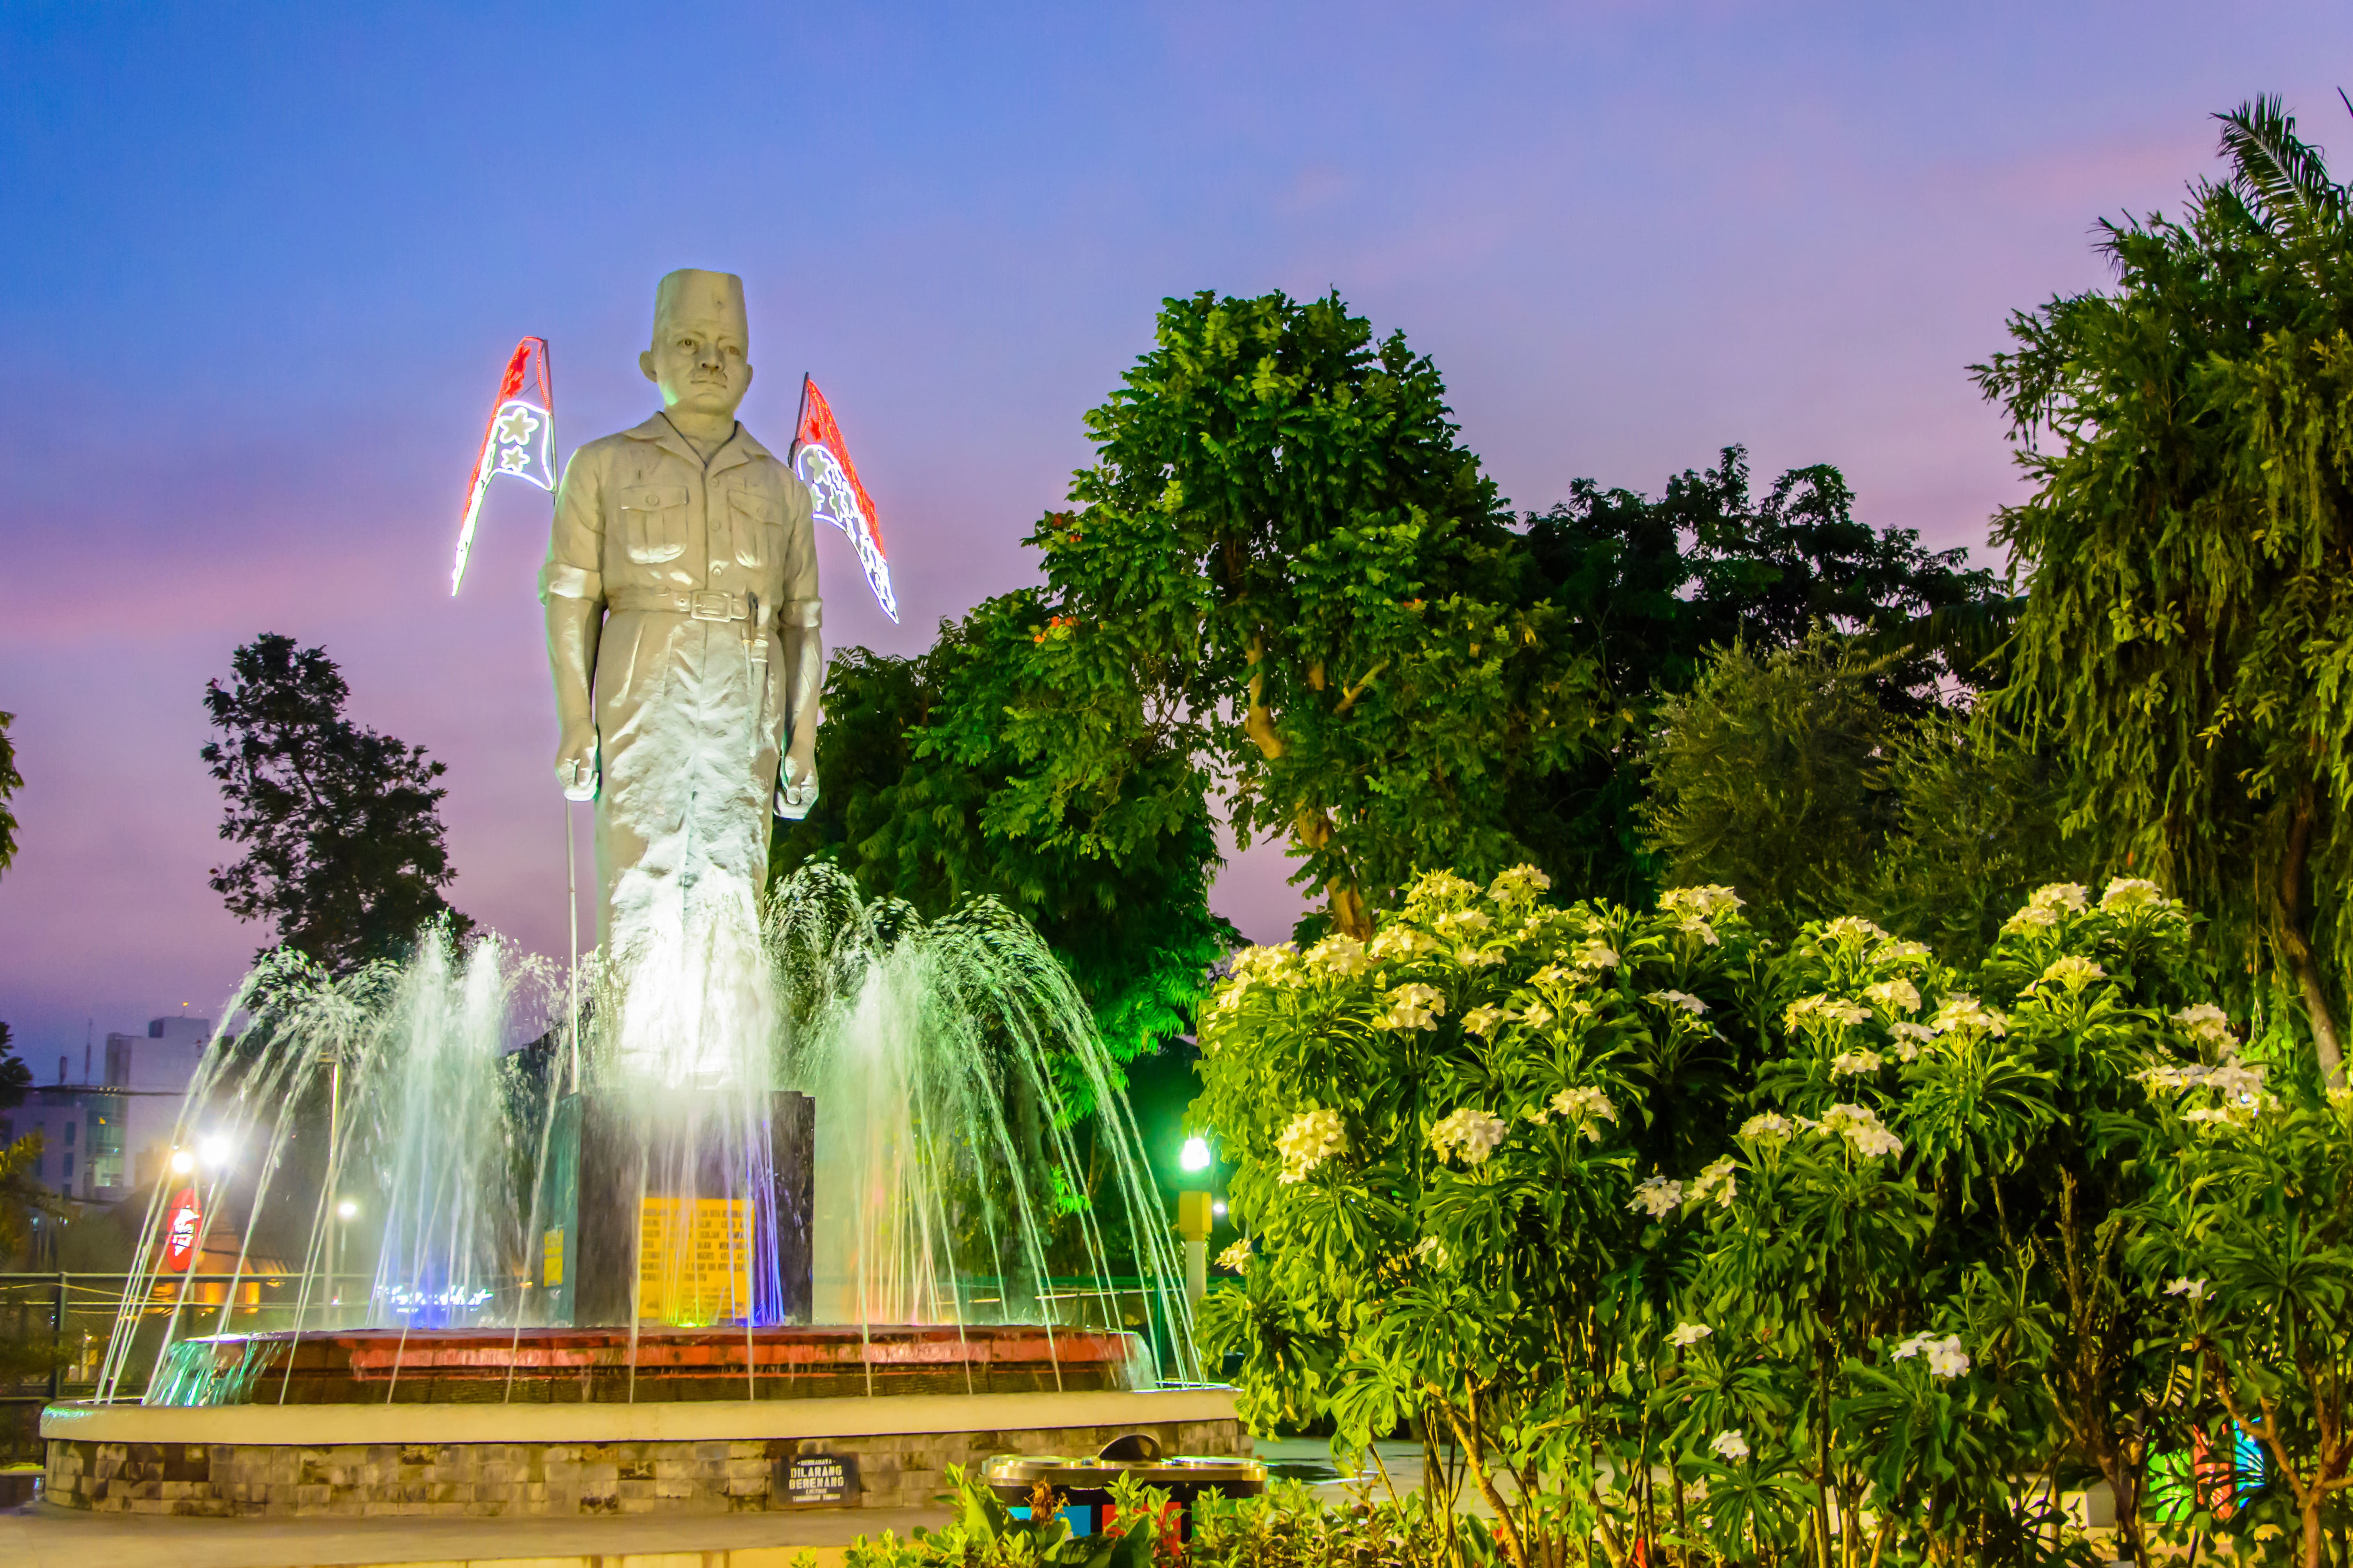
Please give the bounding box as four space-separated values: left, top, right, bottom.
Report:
555 723 599 802
776 751 819 821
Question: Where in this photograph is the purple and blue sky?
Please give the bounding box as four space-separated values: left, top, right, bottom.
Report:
3 2 2347 1067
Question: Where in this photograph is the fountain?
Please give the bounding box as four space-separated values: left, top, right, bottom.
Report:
36 865 1238 1515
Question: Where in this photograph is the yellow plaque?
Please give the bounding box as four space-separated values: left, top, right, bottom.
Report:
542 1225 564 1287
637 1197 753 1324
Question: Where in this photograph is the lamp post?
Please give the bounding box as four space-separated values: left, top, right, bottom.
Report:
1176 1136 1215 1308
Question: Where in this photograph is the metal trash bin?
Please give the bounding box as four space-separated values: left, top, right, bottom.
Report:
985 1434 1266 1543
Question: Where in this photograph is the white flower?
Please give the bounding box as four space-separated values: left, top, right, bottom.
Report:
1438 908 1494 935
1892 1333 1970 1378
1739 1112 1794 1140
1690 1155 1739 1208
1430 1108 1509 1165
1455 945 1504 967
1462 1004 1508 1037
2165 1276 2209 1302
2029 881 2091 914
1863 978 1921 1016
1669 1321 1713 1349
1305 934 1368 977
1674 914 1721 947
1818 1103 1904 1159
1629 1175 1685 1217
1649 989 1708 1015
1406 870 1480 907
1412 1234 1450 1268
1876 939 1932 964
1709 1430 1750 1463
1660 885 1744 919
1888 1020 1935 1043
1488 864 1552 902
1785 993 1872 1031
1569 938 1621 971
1521 1001 1557 1030
1929 994 2008 1037
2100 877 2171 912
1373 982 1446 1032
2174 1003 2233 1048
2003 904 2059 933
1544 1086 1619 1141
2036 955 2106 990
1822 915 1889 944
1830 1048 1885 1078
1217 1237 1252 1272
1369 926 1440 961
1276 1108 1348 1184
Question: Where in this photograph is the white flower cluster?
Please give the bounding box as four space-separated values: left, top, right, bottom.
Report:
1668 1321 1713 1348
1878 939 1931 964
1412 1234 1451 1267
1217 1236 1252 1272
1629 1174 1685 1216
2004 881 2089 933
2173 1002 2233 1048
1891 1332 1970 1378
1690 1155 1738 1208
1830 1048 1885 1078
1208 942 1297 1014
1785 993 1873 1031
2030 954 2106 992
1530 1085 1619 1141
1372 926 1441 963
1305 933 1367 978
1462 1004 1507 1037
2165 1276 2209 1302
1649 989 1708 1015
1568 938 1621 972
1709 1429 1751 1462
1673 914 1722 947
1488 863 1554 903
1817 1102 1905 1159
1276 1108 1347 1184
1437 908 1493 935
1823 915 1891 944
2100 877 2172 912
1660 885 1744 919
1406 870 1480 908
1929 994 2008 1037
1739 1112 1794 1139
1430 1107 1508 1165
1373 982 1446 1032
1863 978 1921 1016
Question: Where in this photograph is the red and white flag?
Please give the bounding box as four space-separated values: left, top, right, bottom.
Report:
450 337 555 595
791 376 897 622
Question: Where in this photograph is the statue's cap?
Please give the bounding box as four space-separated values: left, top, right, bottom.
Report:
653 269 747 341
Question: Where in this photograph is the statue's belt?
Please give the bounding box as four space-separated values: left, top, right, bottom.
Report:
607 587 754 622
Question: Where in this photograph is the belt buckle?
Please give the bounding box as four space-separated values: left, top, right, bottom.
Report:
690 591 734 622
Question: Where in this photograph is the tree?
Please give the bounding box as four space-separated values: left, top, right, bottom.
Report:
1035 289 1600 940
0 710 20 879
1511 447 2009 907
203 633 471 973
771 593 1235 1064
1976 96 2353 1090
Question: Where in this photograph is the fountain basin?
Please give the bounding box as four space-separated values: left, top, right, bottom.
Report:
143 1324 1152 1406
39 1385 1244 1516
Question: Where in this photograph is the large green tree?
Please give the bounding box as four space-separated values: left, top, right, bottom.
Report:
771 592 1233 1062
1976 97 2353 1088
1034 289 1600 939
203 633 471 974
1512 447 2008 904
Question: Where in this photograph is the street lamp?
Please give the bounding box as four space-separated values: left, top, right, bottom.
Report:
169 1148 195 1177
1179 1136 1212 1174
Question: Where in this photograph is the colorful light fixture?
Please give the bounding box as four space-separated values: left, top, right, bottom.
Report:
792 375 898 622
450 336 555 594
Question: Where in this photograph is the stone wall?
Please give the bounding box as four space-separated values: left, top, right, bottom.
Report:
43 1416 1246 1518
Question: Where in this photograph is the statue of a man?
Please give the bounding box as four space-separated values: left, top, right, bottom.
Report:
540 269 821 953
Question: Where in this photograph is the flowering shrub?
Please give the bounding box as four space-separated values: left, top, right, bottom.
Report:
1192 869 2353 1568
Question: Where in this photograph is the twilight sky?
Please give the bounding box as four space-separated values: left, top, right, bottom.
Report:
2 1 2347 1066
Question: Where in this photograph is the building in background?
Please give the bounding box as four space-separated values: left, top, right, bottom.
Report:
104 1015 213 1190
7 1084 125 1202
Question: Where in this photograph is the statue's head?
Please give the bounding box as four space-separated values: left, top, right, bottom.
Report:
641 269 753 421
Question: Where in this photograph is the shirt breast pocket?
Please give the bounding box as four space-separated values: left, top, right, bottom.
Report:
729 489 782 569
617 484 689 564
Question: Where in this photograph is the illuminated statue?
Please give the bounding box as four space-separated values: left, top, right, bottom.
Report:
539 271 821 1076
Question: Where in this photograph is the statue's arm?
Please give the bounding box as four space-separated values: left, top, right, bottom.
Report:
776 476 823 816
541 451 605 800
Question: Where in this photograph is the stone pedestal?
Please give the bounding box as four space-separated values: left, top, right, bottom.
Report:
537 1091 813 1327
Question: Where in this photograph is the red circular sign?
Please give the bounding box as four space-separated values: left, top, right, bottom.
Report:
163 1188 203 1271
